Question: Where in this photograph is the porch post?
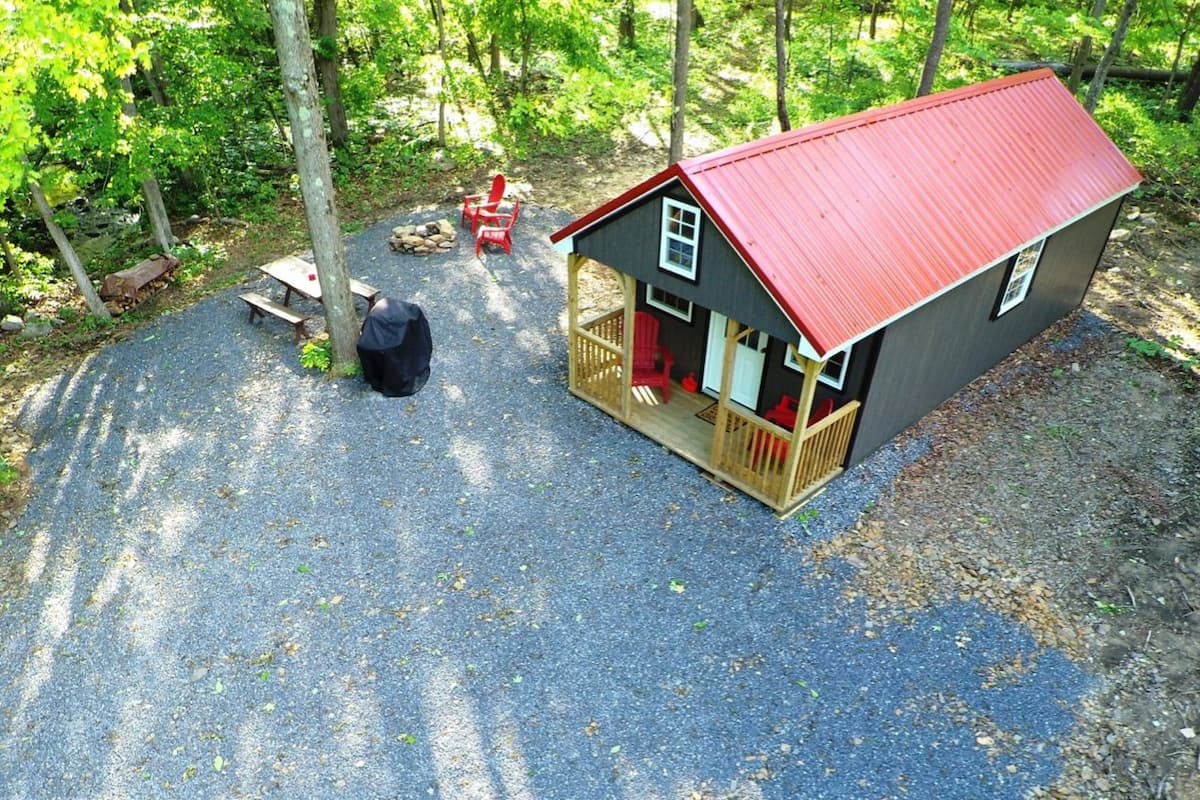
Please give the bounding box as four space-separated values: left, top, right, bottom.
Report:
779 346 822 507
711 317 742 462
619 273 636 420
566 254 581 393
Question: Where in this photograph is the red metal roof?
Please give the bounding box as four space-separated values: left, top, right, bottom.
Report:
551 70 1141 358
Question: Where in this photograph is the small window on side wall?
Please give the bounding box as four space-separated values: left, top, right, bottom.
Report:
645 284 693 322
995 239 1045 317
784 344 851 391
659 198 701 280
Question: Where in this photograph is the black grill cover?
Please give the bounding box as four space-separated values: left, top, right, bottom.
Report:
357 297 431 397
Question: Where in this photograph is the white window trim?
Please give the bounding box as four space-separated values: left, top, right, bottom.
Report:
996 239 1045 316
658 198 701 280
645 284 693 322
784 344 851 390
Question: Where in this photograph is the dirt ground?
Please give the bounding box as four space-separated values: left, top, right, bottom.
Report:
2 146 1199 797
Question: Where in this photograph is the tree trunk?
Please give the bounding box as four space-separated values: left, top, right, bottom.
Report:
430 0 449 147
517 0 532 97
30 182 110 319
1179 52 1200 116
120 76 174 253
669 0 692 165
774 0 790 131
0 224 20 282
314 0 350 149
619 0 636 49
996 60 1187 83
1084 0 1138 113
268 0 359 372
1069 0 1106 93
489 34 501 76
917 0 953 97
1164 3 1199 105
869 1 880 39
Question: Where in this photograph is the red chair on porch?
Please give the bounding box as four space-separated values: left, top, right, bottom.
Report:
474 200 520 256
461 174 506 233
751 396 835 468
631 311 674 403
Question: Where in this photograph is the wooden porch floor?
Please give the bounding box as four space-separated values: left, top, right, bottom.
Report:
626 383 725 472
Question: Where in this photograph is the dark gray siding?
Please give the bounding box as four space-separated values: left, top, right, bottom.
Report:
758 335 878 417
634 285 705 382
576 184 799 343
847 198 1123 464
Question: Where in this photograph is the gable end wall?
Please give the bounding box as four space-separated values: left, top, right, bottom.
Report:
574 186 800 344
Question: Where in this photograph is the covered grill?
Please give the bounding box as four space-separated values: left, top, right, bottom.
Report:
357 297 431 397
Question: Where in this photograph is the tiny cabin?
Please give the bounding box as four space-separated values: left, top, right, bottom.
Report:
550 69 1140 514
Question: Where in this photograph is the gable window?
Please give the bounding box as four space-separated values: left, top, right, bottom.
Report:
784 344 851 391
645 284 693 322
659 198 701 280
995 239 1045 317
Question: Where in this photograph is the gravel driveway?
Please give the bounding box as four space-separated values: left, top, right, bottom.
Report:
2 206 1089 799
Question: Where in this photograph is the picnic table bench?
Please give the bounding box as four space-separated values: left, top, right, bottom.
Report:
239 291 311 343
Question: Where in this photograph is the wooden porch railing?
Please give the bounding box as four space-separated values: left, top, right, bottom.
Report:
713 400 861 509
571 309 624 413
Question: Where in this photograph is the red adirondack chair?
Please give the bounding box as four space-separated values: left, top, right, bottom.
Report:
461 174 506 233
631 311 674 403
474 200 520 256
751 396 835 468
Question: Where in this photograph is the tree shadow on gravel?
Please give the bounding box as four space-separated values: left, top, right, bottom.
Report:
0 207 1092 799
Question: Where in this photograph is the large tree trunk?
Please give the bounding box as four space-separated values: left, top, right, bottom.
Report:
30 182 110 319
917 0 953 97
669 0 692 164
619 0 636 49
1084 0 1139 113
1069 0 1106 93
774 0 790 131
120 76 174 253
268 0 359 372
1179 52 1200 116
314 0 350 149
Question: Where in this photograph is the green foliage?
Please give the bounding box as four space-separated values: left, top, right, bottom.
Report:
0 246 55 315
1095 92 1200 203
0 455 19 486
1126 336 1170 359
300 337 333 372
81 312 115 332
312 35 338 62
171 242 226 286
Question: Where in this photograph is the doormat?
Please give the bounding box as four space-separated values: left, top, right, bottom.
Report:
695 402 745 431
696 402 720 424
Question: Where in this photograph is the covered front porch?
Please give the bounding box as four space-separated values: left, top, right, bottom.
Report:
566 256 860 515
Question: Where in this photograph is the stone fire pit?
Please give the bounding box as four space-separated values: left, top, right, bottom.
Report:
388 219 457 255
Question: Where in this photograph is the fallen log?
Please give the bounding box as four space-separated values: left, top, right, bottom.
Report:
99 252 180 313
993 60 1190 83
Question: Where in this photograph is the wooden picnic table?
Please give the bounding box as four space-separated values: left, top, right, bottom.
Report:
259 255 381 309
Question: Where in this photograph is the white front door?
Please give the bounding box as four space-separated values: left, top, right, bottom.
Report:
703 312 767 409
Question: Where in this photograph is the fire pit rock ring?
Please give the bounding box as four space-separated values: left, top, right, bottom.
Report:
388 219 457 255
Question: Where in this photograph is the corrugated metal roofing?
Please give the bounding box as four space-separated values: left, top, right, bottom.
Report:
550 69 1141 358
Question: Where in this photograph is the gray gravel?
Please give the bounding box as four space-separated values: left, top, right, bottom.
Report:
2 206 1088 799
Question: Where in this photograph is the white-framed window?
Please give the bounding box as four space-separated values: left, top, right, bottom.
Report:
645 284 693 322
784 344 851 391
659 198 701 280
995 239 1045 316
